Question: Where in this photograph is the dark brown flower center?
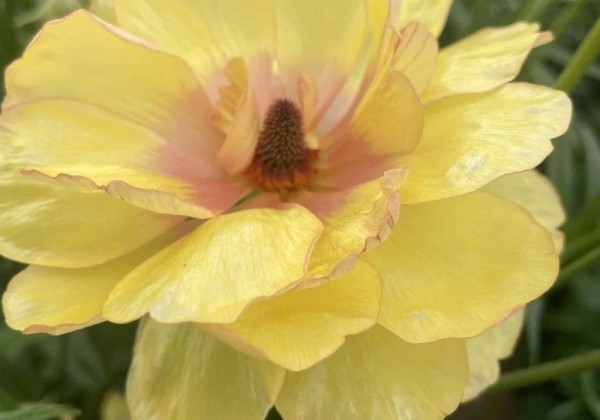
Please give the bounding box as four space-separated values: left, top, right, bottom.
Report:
245 99 318 196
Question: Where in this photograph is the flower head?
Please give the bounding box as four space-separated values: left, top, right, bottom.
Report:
1 0 571 418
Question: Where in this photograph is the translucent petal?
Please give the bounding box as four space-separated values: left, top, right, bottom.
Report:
424 23 547 102
276 326 467 420
463 310 525 401
128 318 284 420
397 0 453 37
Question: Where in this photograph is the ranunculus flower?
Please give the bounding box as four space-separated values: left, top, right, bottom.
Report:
1 0 571 418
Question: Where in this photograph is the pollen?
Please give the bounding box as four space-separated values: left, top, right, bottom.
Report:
246 99 318 196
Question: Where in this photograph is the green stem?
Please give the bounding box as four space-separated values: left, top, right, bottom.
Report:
563 193 600 236
488 349 600 393
555 246 600 286
551 0 588 40
556 17 600 91
516 0 546 21
561 225 600 265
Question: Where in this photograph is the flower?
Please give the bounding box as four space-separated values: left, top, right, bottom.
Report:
0 0 571 418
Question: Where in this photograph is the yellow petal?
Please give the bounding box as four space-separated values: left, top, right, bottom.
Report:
206 261 381 371
215 60 261 176
128 318 284 420
397 0 453 38
424 23 547 102
389 22 438 95
349 71 423 155
2 222 192 334
363 191 558 343
276 326 468 420
303 171 404 280
484 170 566 253
399 83 572 204
0 157 179 268
273 0 369 72
100 391 130 420
2 99 248 219
103 206 323 324
89 0 116 23
463 310 525 401
4 11 209 136
116 0 274 86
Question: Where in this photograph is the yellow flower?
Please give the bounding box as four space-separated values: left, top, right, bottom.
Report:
0 0 571 418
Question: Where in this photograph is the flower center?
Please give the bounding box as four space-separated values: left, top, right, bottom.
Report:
246 99 318 196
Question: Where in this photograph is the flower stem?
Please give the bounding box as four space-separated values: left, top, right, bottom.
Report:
551 0 588 39
556 17 600 92
487 349 600 393
555 245 600 286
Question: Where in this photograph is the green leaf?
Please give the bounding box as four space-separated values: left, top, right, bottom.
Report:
0 404 79 420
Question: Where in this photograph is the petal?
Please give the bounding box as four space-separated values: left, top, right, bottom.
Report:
397 0 453 38
0 160 180 268
399 83 572 204
4 11 212 139
318 72 422 190
273 0 369 71
2 222 193 334
205 260 381 371
89 0 116 23
127 318 284 420
349 71 423 156
103 206 323 324
390 22 438 95
116 0 274 87
362 191 558 343
424 23 548 102
276 326 468 420
463 310 525 401
2 100 247 219
215 60 261 176
302 171 404 280
3 11 250 217
483 170 565 253
273 0 373 138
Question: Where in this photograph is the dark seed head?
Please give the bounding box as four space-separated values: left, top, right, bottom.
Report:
246 99 318 195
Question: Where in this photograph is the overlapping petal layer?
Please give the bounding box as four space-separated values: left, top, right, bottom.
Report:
319 71 422 189
363 191 558 343
128 318 284 420
463 310 525 401
388 22 438 95
397 0 453 37
461 170 566 399
399 83 571 203
2 222 194 334
115 0 274 90
300 171 403 279
424 23 549 102
4 10 249 218
103 206 323 324
484 170 565 252
206 261 381 371
0 159 180 267
276 326 467 419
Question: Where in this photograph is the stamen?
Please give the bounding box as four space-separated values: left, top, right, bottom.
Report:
246 99 318 196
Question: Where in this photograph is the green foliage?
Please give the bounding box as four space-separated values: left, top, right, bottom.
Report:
0 0 599 419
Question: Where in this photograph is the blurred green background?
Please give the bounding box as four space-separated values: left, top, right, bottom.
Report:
0 0 599 419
